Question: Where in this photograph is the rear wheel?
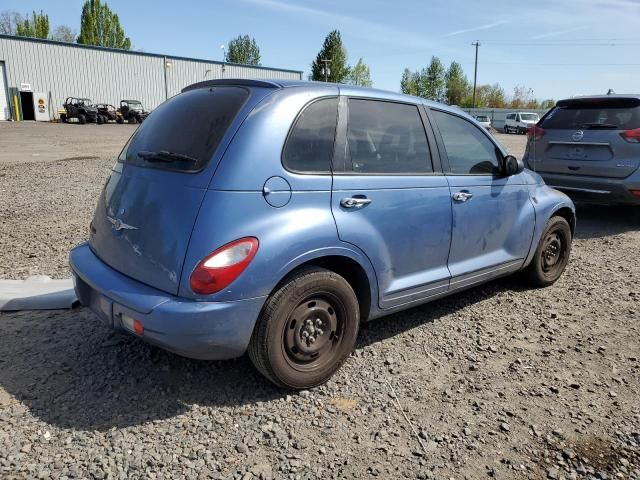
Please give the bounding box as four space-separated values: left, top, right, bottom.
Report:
97 115 104 124
116 116 124 124
523 216 572 287
78 114 86 125
504 126 509 134
128 116 138 124
60 113 67 123
248 266 360 389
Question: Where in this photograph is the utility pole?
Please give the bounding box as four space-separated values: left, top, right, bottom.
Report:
320 58 331 82
472 41 480 108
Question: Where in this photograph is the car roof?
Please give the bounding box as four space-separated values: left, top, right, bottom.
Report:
182 78 464 116
566 94 640 101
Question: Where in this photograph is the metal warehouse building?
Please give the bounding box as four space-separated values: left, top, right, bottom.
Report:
0 34 303 122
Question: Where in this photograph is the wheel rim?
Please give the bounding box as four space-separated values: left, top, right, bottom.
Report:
540 229 566 277
282 294 344 372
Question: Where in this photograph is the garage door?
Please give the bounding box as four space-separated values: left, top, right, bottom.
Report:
0 63 9 121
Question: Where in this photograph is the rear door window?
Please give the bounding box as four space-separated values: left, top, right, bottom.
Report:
118 86 249 172
345 99 432 174
540 98 640 130
282 97 338 173
432 109 502 175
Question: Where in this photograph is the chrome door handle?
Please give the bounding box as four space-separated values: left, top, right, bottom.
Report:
341 197 372 208
452 191 473 202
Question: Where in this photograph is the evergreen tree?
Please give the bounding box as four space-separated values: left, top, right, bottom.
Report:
16 10 49 39
310 30 350 83
226 34 261 65
423 56 446 101
400 68 417 95
77 0 131 50
445 61 469 106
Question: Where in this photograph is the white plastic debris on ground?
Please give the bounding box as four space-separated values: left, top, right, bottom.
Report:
0 275 77 311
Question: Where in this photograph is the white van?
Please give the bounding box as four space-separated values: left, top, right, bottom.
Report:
504 112 540 134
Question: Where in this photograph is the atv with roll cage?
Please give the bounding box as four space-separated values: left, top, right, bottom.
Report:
94 104 121 124
60 97 99 124
118 100 149 124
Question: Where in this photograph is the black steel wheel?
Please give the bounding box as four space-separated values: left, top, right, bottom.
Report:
523 216 572 287
249 266 360 389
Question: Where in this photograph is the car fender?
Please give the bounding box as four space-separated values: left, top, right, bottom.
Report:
524 182 576 267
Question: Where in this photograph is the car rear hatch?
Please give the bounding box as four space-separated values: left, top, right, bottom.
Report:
89 84 267 295
527 97 640 178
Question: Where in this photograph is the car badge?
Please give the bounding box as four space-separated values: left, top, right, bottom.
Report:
107 216 138 231
572 131 584 141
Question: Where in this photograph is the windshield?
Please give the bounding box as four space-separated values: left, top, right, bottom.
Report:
540 99 640 130
118 86 249 172
520 113 539 122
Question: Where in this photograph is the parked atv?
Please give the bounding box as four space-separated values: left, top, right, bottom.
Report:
95 104 121 124
60 98 99 124
117 100 149 124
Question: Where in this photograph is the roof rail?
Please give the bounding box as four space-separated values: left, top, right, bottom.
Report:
182 79 282 92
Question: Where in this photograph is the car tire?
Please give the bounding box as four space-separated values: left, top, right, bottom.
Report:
504 126 509 134
523 216 572 287
60 114 67 123
116 116 124 124
129 116 138 124
97 115 104 125
78 114 86 125
248 266 360 390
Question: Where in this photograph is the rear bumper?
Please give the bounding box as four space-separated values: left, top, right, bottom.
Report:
538 172 640 205
69 243 266 360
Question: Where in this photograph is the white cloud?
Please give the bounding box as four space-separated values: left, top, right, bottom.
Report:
243 0 434 49
443 20 511 38
531 26 588 40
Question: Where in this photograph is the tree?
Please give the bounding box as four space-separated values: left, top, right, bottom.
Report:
225 34 261 65
77 0 131 50
540 99 555 110
445 61 469 106
347 58 372 87
400 68 417 95
16 10 49 39
486 83 507 108
0 10 23 35
51 25 77 43
422 56 446 101
509 85 535 109
310 30 350 83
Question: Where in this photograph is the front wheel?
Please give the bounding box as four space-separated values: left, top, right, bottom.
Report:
78 114 87 125
248 266 360 389
504 126 509 134
523 216 572 287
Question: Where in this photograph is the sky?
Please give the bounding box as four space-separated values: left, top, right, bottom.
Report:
4 0 640 100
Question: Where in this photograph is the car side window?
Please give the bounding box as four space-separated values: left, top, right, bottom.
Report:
346 99 432 174
431 109 502 175
282 97 338 173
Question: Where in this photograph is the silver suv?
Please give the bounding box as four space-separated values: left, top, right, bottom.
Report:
524 95 640 205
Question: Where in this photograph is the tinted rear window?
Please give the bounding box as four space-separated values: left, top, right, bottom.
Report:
118 87 248 172
540 98 640 130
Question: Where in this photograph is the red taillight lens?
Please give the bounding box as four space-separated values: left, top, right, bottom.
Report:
190 237 259 295
621 128 640 143
630 189 640 198
527 125 545 140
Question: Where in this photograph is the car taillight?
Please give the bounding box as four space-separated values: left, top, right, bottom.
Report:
620 128 640 143
190 237 259 295
630 189 640 198
527 125 545 140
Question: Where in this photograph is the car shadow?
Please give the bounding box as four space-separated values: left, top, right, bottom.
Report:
0 279 513 432
574 203 640 240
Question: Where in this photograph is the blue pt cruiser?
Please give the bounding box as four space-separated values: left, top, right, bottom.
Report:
70 80 575 389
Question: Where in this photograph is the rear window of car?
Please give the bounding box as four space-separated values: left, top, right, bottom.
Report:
540 98 640 130
118 86 249 172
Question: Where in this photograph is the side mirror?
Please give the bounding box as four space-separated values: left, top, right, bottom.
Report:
503 155 524 176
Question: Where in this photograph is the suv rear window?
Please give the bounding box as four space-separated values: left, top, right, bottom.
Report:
118 86 249 172
540 98 640 130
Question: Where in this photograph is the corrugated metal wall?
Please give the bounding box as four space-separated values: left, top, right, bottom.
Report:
0 35 303 120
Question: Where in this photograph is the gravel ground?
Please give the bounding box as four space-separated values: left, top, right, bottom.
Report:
0 123 639 479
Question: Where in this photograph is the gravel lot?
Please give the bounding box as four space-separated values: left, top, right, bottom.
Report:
1 122 639 479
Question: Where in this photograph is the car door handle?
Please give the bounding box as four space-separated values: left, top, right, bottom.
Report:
452 191 473 202
341 196 372 208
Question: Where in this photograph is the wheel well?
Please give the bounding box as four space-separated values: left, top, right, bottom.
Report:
553 207 576 235
287 256 372 322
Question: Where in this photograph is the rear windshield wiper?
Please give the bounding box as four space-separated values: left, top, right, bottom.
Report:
580 123 618 130
137 150 198 163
